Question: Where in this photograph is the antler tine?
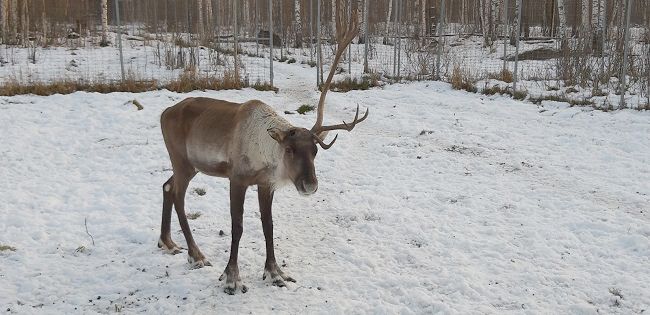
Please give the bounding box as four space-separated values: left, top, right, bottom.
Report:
311 0 359 134
312 132 338 150
315 105 369 133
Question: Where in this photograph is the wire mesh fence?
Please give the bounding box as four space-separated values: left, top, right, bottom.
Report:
0 0 647 109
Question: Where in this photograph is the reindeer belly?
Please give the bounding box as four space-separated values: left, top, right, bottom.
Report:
186 140 232 177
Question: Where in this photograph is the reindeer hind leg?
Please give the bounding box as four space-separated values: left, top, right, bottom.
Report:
171 169 211 268
158 175 182 254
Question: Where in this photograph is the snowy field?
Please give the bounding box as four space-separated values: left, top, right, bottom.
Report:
1 60 649 314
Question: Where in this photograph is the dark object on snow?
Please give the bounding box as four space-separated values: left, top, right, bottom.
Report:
67 32 80 39
504 47 559 61
257 30 281 47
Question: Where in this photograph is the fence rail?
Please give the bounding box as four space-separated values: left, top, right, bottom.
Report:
0 0 648 109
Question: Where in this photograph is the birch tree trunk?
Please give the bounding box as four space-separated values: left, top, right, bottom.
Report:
241 0 248 34
581 0 590 34
385 0 392 44
41 0 46 45
357 0 364 43
420 0 427 40
510 0 519 45
1 0 7 43
479 0 491 46
100 0 108 45
10 0 16 41
490 0 499 43
20 0 27 45
592 0 605 54
294 0 303 46
197 0 204 40
205 0 213 34
331 0 336 39
557 0 568 48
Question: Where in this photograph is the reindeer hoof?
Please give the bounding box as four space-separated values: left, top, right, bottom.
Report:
223 283 248 295
158 238 182 255
188 255 211 269
263 267 296 288
220 265 247 294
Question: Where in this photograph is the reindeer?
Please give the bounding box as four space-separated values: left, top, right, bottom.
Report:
157 10 366 295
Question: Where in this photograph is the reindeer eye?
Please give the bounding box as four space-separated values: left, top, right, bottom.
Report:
285 147 293 154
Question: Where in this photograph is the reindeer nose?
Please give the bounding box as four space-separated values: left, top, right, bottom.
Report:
301 179 318 195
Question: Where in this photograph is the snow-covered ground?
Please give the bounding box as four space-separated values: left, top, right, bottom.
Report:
1 60 649 314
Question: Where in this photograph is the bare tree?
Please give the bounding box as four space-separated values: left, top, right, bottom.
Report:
420 0 426 40
384 0 392 44
357 0 365 43
294 0 303 46
20 0 27 45
510 0 519 45
205 0 213 32
197 0 204 40
479 0 491 46
489 0 499 43
581 0 590 34
100 0 109 46
331 0 336 37
10 0 16 42
41 0 46 44
557 0 568 47
592 0 605 54
0 0 7 43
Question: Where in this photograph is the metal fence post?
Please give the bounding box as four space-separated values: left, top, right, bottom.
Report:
363 0 369 73
513 0 522 92
502 0 509 73
269 0 274 86
435 0 445 80
392 0 398 78
279 0 284 60
215 0 220 61
317 0 322 86
310 0 314 63
620 0 633 108
234 0 239 81
599 0 607 89
396 0 402 79
115 0 125 81
348 0 352 75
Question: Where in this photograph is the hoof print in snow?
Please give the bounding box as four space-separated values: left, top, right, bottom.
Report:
192 187 207 196
363 213 381 222
186 211 202 220
334 215 358 228
445 145 482 156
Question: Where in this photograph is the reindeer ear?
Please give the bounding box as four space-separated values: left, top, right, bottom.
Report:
267 127 286 142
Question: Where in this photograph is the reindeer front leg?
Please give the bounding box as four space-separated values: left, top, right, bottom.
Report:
258 185 296 287
219 182 248 295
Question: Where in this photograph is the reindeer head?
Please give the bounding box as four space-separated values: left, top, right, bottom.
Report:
268 1 368 196
268 127 319 195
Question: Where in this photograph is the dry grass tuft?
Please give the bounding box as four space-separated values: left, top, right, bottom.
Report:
323 74 380 92
0 77 157 96
487 69 514 83
450 66 478 93
0 244 17 252
0 67 249 96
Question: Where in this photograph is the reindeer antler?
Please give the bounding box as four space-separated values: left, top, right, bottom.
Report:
311 0 368 143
